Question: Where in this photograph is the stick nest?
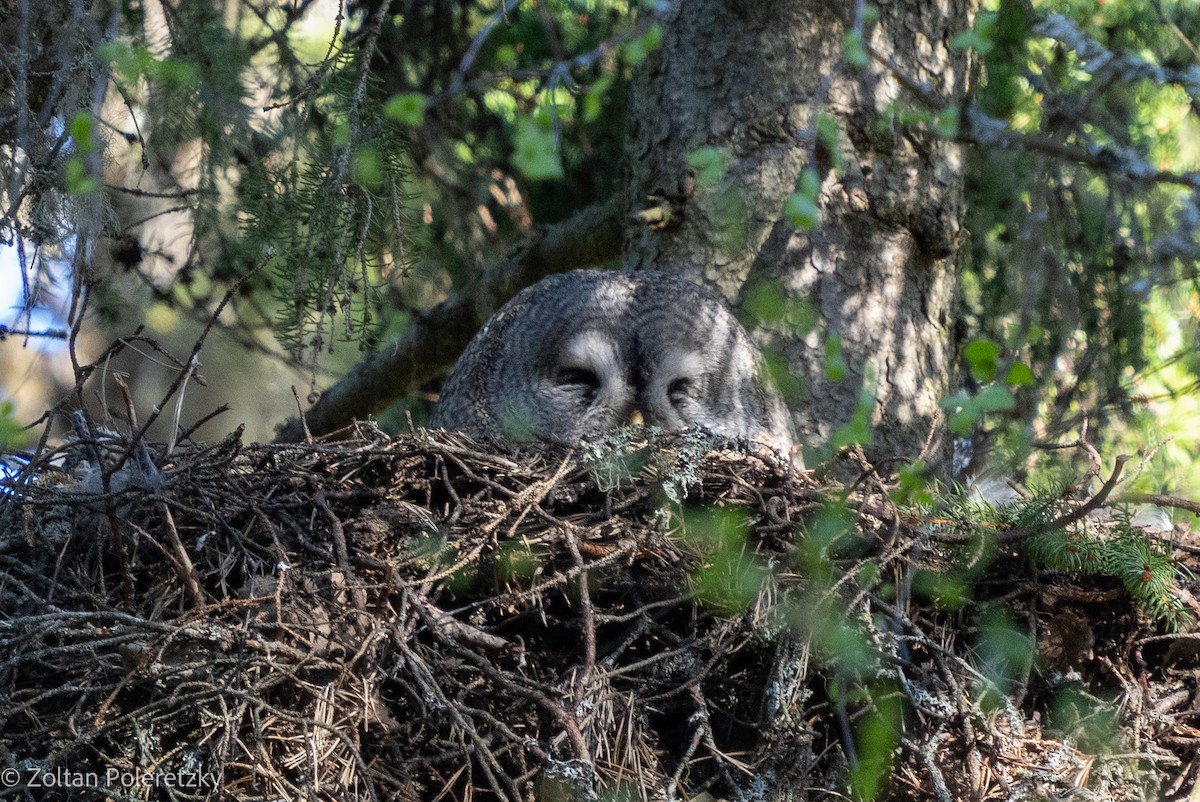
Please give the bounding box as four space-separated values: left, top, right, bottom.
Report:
1 424 1197 801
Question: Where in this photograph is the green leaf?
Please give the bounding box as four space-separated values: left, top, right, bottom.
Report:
496 541 544 583
100 42 197 87
950 30 989 53
843 31 870 68
898 108 931 126
824 334 847 381
330 118 350 148
935 107 959 138
783 192 820 230
495 44 519 70
98 41 145 82
582 75 613 123
816 115 838 147
784 298 818 335
895 460 933 506
761 351 806 404
68 112 94 152
512 115 564 181
975 384 1015 412
65 156 96 196
939 390 972 410
830 387 875 450
0 399 23 450
711 185 750 257
976 610 1034 703
941 384 1012 436
691 550 770 617
1005 362 1034 386
148 57 200 87
1048 687 1122 753
950 11 997 54
849 683 901 800
964 339 1000 382
798 167 821 200
743 279 786 324
680 508 766 617
686 147 726 189
385 93 427 127
742 279 818 334
815 114 844 174
809 501 855 546
623 24 663 66
354 146 382 189
912 569 971 610
949 407 979 436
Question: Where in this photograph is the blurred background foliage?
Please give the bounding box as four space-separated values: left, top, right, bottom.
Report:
961 0 1200 495
0 0 1196 496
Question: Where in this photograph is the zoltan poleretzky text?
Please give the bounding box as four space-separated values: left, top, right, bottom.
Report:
1 765 219 792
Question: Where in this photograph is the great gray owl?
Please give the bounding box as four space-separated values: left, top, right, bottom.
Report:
431 269 795 457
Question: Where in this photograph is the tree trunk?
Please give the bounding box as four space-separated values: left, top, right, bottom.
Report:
623 0 978 472
623 2 978 798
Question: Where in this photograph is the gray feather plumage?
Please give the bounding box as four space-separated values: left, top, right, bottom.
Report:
432 270 794 456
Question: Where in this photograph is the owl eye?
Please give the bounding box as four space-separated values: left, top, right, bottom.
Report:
556 367 602 402
667 377 697 405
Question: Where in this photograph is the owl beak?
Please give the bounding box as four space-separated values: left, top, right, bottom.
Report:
627 409 645 427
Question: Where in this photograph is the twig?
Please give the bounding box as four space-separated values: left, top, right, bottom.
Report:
562 523 596 709
314 490 367 612
160 504 205 608
998 456 1130 543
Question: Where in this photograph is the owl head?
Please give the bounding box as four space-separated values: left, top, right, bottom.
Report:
431 270 795 456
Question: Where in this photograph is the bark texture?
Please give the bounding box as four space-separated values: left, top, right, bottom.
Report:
624 0 978 470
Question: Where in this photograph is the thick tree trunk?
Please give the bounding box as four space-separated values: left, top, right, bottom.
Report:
624 0 978 472
623 2 978 798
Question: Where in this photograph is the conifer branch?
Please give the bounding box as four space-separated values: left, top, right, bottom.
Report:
273 196 623 443
998 456 1130 544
